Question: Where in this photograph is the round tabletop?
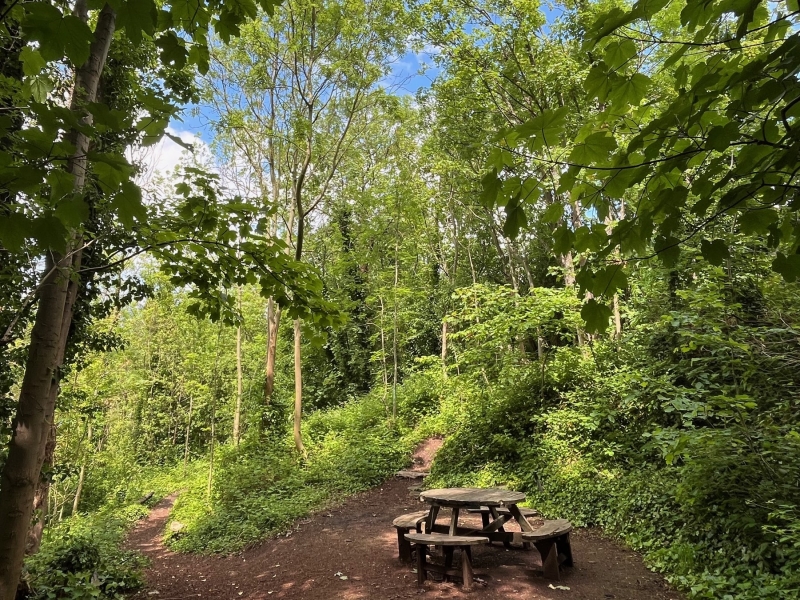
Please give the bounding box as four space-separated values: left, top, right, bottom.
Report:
419 487 526 506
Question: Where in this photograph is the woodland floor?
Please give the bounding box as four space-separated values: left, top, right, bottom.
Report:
125 440 684 600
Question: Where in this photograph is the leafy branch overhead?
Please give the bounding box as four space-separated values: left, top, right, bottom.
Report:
481 0 800 331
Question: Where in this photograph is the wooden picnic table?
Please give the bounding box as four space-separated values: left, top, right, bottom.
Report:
419 487 535 546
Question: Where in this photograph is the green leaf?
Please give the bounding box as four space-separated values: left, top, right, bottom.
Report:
54 195 89 228
553 226 575 255
541 203 564 224
20 47 46 76
156 31 188 69
112 181 146 226
569 132 618 165
654 235 681 267
604 39 637 70
22 4 93 65
514 106 569 151
609 73 650 107
480 169 502 208
700 239 730 266
23 74 53 103
48 170 75 202
117 0 158 44
593 265 628 295
31 216 68 252
740 208 779 235
773 252 800 282
581 298 613 333
0 212 31 252
706 122 739 152
61 16 94 65
503 195 527 238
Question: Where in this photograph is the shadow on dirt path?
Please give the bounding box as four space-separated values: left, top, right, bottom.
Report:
126 439 683 600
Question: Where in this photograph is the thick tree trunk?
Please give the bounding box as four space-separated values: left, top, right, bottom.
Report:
292 318 306 457
0 6 116 596
24 424 55 556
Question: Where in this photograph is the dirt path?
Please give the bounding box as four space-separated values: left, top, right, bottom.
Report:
126 440 682 600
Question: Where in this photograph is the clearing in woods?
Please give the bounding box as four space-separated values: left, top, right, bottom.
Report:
125 440 683 600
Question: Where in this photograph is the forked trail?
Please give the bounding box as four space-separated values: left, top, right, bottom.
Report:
126 439 682 600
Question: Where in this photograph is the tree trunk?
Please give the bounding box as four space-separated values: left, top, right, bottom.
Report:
24 424 55 556
234 289 243 447
292 318 306 457
379 296 389 416
441 320 448 380
0 7 116 594
183 396 193 478
71 421 91 517
264 297 279 405
392 234 399 421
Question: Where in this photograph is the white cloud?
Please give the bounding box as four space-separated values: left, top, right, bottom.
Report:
129 127 210 189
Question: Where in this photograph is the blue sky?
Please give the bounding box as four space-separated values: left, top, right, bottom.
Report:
161 2 564 160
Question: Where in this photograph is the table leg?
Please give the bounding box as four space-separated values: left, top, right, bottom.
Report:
535 539 560 580
427 504 440 534
416 543 427 586
449 507 460 536
461 547 475 591
489 507 511 549
507 504 535 532
444 547 454 572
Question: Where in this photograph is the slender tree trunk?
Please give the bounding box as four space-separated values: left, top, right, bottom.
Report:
441 321 448 380
0 7 115 594
71 422 91 516
233 290 243 447
292 318 306 457
183 396 193 478
207 403 215 499
379 296 390 416
392 233 399 421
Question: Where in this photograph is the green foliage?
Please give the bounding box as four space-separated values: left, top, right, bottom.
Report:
165 393 414 553
423 257 800 599
24 506 148 599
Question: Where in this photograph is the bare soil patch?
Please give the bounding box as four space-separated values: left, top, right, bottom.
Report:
126 440 683 600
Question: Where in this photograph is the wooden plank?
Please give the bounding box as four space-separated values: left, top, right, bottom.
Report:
449 507 460 536
405 533 489 546
420 487 526 506
426 504 440 535
507 504 535 533
480 514 511 532
395 470 429 479
461 547 475 591
521 519 573 541
467 506 539 517
392 510 429 529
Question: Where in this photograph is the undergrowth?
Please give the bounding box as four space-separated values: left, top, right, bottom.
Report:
22 504 149 599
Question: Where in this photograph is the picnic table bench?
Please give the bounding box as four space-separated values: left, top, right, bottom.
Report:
405 532 488 591
522 518 574 580
393 487 574 588
392 511 428 562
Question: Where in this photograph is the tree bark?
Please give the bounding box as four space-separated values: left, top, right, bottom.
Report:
24 424 55 556
292 318 306 457
0 5 116 596
71 422 90 516
441 321 448 380
234 289 243 446
183 396 193 478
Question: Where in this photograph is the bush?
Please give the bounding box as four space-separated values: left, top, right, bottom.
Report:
24 505 148 599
